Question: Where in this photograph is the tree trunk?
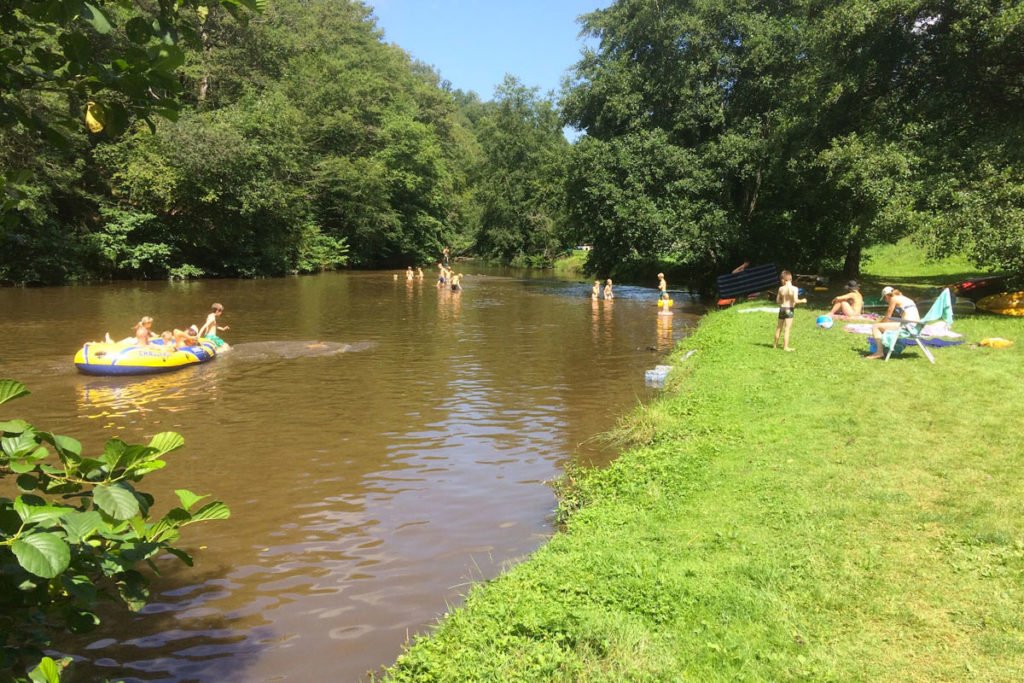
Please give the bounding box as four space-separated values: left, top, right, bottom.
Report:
843 240 862 279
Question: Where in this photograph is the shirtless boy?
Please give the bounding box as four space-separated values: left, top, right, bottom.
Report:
773 271 807 351
198 303 229 339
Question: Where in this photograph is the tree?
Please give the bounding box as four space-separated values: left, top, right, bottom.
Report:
0 380 230 681
562 0 1024 279
472 76 569 266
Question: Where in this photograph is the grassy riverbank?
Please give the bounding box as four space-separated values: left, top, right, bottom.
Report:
387 294 1024 680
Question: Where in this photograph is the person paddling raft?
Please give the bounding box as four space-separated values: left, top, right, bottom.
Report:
197 303 229 346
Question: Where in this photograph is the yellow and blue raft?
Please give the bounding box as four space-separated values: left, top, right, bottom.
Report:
74 339 218 376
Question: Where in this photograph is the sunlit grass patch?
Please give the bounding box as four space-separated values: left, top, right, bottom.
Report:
386 298 1024 681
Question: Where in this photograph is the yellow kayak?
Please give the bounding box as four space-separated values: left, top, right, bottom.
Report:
977 291 1024 317
74 339 218 376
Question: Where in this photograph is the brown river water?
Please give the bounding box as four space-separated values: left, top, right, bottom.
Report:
1 267 700 681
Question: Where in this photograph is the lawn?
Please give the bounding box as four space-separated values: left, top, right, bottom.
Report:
386 297 1024 681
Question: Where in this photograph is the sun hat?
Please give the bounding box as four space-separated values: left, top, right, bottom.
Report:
187 324 199 335
881 286 894 297
845 280 858 290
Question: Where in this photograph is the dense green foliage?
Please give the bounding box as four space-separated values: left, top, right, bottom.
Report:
0 0 489 282
562 0 1024 280
387 291 1024 680
469 77 569 267
9 0 1021 286
0 380 230 681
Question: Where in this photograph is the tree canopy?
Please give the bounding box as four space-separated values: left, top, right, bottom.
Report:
562 0 1024 279
2 0 1023 285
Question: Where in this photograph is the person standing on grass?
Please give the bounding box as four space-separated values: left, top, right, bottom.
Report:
773 270 806 351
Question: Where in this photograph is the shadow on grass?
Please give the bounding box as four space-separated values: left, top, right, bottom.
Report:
860 272 997 290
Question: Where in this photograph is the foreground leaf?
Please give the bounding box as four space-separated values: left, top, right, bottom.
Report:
93 484 140 520
13 533 71 578
0 379 30 405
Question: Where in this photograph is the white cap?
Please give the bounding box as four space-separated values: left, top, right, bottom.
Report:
881 286 894 297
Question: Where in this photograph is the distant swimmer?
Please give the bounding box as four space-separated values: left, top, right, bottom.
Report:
450 272 463 292
437 263 447 287
658 291 673 316
406 266 415 281
592 280 600 300
657 272 667 297
604 278 614 300
417 267 424 279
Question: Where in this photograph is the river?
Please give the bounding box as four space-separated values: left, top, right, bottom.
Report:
1 266 700 681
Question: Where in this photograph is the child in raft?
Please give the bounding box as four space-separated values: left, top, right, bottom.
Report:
112 316 154 346
591 280 600 300
173 325 200 348
604 279 614 299
658 292 673 316
773 270 807 351
198 303 229 341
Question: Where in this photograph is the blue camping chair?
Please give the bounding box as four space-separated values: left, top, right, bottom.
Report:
881 288 955 363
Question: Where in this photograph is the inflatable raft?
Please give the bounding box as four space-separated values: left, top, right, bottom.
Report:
74 339 218 376
977 291 1024 317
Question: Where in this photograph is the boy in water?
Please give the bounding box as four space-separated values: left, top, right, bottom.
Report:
437 263 447 287
198 303 229 340
657 272 667 297
773 270 806 351
450 272 463 292
604 278 614 300
592 280 600 300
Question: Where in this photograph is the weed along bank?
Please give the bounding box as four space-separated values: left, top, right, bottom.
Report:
387 306 1024 680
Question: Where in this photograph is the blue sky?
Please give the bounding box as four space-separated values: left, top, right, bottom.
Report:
367 1 611 100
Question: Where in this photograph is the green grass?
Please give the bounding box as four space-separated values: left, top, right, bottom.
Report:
554 250 588 278
386 304 1024 681
860 239 991 292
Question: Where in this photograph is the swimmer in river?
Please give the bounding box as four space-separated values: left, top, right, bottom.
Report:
406 266 415 281
450 272 463 292
658 291 673 316
592 280 600 300
416 267 424 279
437 263 447 287
604 278 614 300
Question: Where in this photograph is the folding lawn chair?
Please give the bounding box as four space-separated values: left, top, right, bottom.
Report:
881 288 955 363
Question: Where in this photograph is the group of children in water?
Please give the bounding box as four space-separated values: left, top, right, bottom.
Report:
106 303 229 351
591 279 613 300
401 263 464 292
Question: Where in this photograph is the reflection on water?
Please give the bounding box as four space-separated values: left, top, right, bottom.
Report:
0 268 701 681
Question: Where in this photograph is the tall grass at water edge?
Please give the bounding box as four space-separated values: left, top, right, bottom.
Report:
386 301 1024 681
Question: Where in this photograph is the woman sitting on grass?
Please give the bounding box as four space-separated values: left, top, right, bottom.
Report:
828 280 864 317
866 286 919 359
